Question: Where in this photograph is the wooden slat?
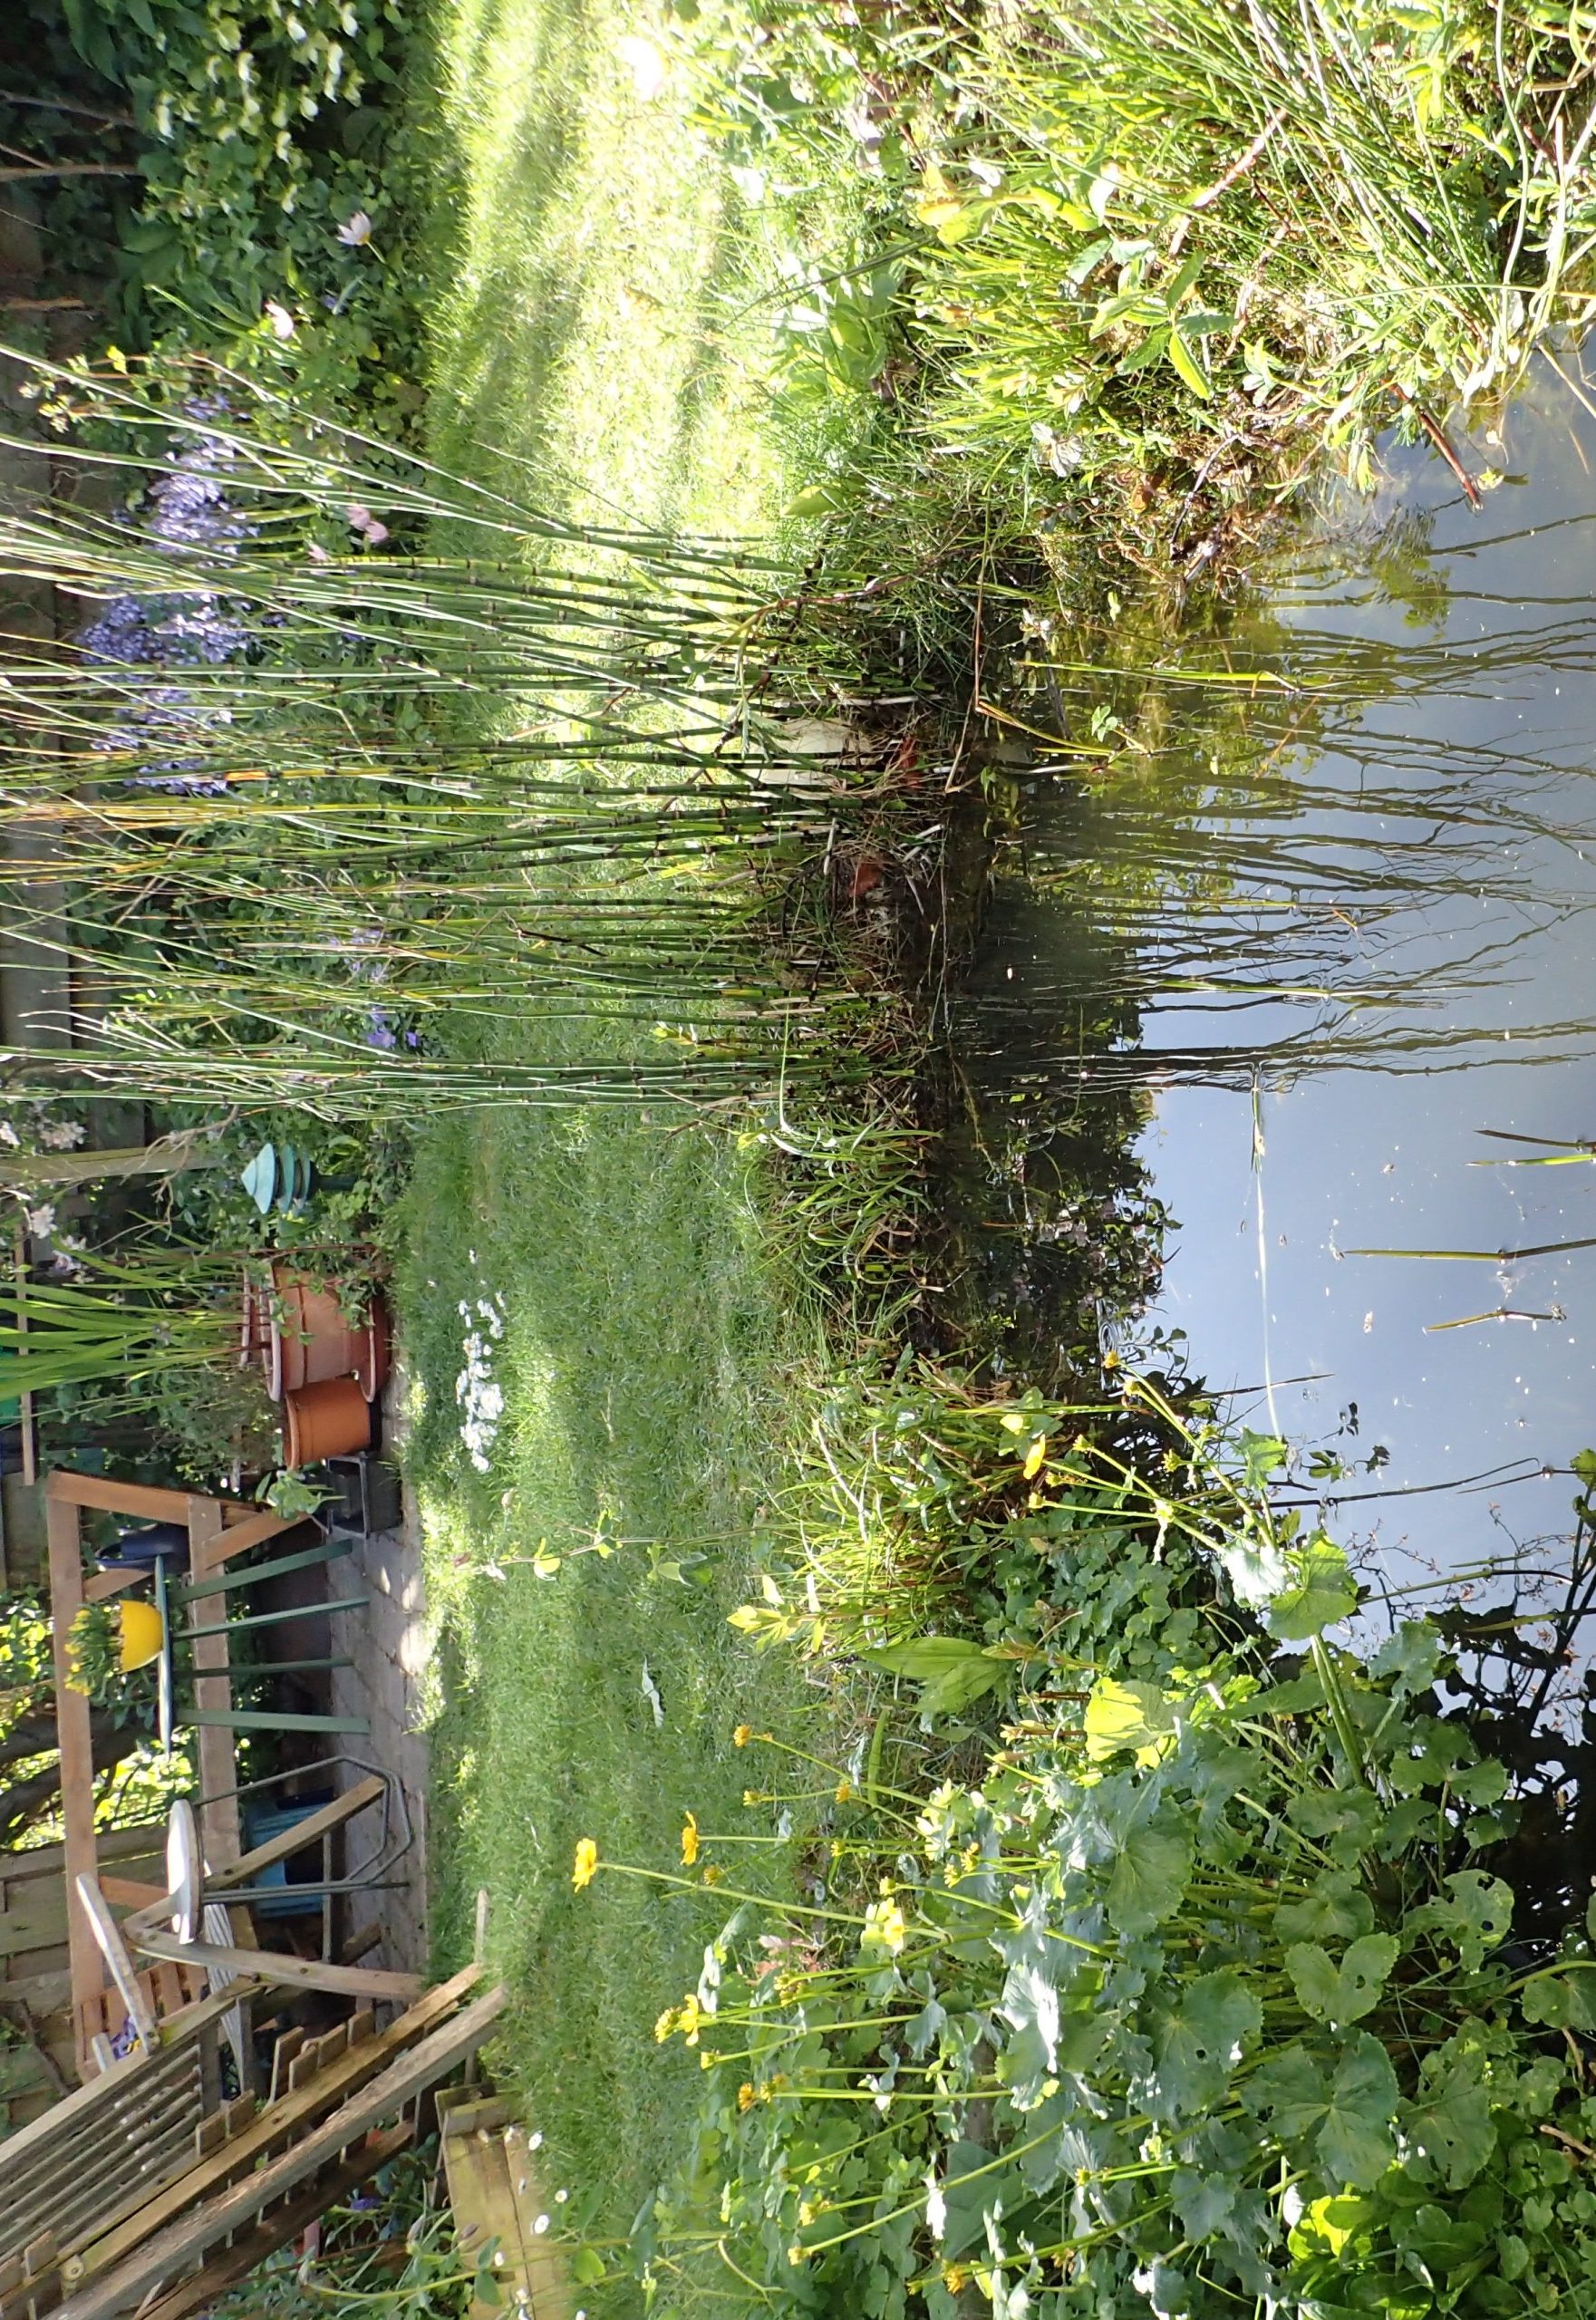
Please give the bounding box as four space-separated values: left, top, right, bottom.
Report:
45 1493 103 2044
128 2124 414 2320
0 1831 164 1889
121 1776 387 1939
210 1775 384 1890
0 1988 242 2176
45 1474 194 1523
184 1498 239 1868
57 1983 508 2320
130 1929 421 2004
80 1570 143 1608
194 1504 297 1567
73 1967 485 2283
95 1878 164 1912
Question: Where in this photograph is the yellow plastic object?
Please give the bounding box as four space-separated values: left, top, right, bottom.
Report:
119 1597 164 1672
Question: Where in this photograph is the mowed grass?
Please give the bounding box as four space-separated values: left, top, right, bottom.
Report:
397 1016 827 2256
404 0 862 2267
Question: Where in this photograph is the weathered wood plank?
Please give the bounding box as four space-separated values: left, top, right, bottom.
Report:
73 1967 485 2283
57 1984 508 2320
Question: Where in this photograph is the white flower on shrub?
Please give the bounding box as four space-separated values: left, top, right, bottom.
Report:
36 1116 86 1150
456 1295 507 1473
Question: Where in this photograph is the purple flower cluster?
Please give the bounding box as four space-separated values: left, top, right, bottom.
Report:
364 1004 421 1052
77 430 256 790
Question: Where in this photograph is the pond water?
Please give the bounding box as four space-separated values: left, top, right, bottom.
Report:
977 355 1596 1607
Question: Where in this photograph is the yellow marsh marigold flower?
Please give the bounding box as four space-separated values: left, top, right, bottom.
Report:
571 1838 598 1891
862 1896 907 1955
681 1812 700 1867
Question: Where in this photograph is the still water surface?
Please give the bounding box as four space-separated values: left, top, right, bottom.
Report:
1000 360 1596 1596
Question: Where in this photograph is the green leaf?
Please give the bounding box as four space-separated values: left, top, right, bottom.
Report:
998 1960 1059 2107
1238 1430 1288 1488
1401 2038 1495 2189
1318 2035 1401 2189
1407 1870 1514 1971
1369 1619 1445 1697
1165 324 1212 399
1084 1677 1176 1763
1286 1934 1398 2028
1104 1820 1193 1938
1270 1535 1359 1639
863 1635 1005 1719
1152 1967 1262 2118
1275 1873 1375 1945
1287 1786 1383 1863
570 2248 606 2287
1245 2035 1398 2189
1520 1972 1596 2034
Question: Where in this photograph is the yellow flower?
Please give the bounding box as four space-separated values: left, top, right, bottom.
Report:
654 2007 678 2044
701 1864 724 1887
863 1897 907 1956
678 1993 704 2046
1022 1435 1049 1481
835 1779 853 1803
738 2082 757 2112
787 2247 807 2267
733 1725 753 1747
571 1838 599 1891
681 1812 701 1867
743 1789 767 1807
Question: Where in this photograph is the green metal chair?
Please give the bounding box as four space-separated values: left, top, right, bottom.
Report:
146 1531 371 1748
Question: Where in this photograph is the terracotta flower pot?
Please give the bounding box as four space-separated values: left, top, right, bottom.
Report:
283 1376 372 1466
356 1294 392 1402
266 1263 364 1401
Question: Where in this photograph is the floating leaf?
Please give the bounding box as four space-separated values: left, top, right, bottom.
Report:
1408 1870 1514 1972
1520 1972 1596 2035
1369 1619 1445 1698
1246 2035 1398 2190
1287 1787 1383 1863
998 1960 1059 2108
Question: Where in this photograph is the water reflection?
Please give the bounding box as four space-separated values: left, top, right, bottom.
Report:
970 355 1596 1594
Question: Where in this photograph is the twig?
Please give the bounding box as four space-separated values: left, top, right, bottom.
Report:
1169 110 1288 256
1389 381 1482 508
0 163 140 183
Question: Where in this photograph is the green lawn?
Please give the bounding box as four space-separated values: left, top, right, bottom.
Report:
396 1019 827 2257
401 0 859 2276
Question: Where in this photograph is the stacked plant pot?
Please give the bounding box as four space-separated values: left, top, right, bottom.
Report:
256 1262 391 1465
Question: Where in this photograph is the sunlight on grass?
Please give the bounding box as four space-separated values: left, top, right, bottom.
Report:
408 0 868 2263
397 1009 827 2243
427 0 796 535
